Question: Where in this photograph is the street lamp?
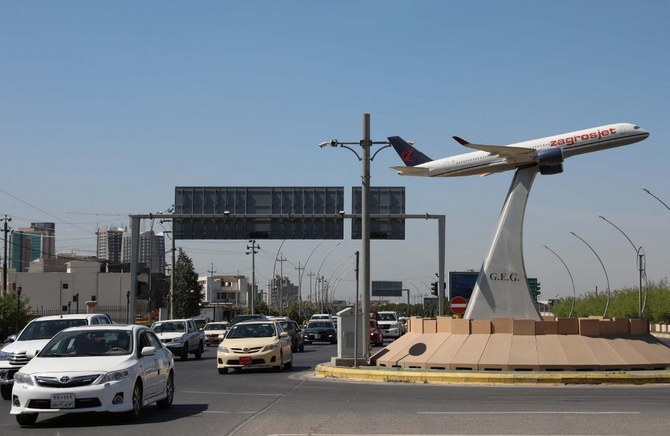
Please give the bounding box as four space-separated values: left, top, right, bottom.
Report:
570 232 611 317
319 113 391 361
597 215 646 316
642 187 670 213
543 245 575 317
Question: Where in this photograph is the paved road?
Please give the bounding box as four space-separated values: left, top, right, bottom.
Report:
2 341 670 435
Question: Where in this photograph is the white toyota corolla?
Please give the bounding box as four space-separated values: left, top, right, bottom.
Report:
10 324 174 427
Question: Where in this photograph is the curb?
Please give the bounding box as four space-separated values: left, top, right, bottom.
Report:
314 363 670 385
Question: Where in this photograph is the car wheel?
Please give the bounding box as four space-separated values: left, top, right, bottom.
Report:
299 343 305 352
218 367 228 375
304 341 311 345
194 342 203 360
1 384 12 400
126 380 143 419
284 356 293 370
156 371 174 409
16 413 38 426
181 343 189 360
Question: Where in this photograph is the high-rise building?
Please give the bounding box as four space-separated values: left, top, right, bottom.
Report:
96 226 125 262
9 222 56 272
121 231 166 274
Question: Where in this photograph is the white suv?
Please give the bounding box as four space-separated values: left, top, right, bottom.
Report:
0 313 112 400
377 311 402 339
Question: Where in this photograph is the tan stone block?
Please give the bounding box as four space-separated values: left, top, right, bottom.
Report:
491 317 513 333
542 315 556 321
535 320 558 335
557 317 579 335
629 318 649 336
423 318 437 334
451 318 471 335
536 335 569 370
450 334 489 370
436 316 453 333
599 320 617 337
512 319 536 336
579 318 600 337
408 317 423 333
508 335 538 369
612 318 629 335
471 320 491 334
478 333 510 370
425 334 469 369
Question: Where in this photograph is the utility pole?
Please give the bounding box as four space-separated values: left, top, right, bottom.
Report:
2 215 11 296
276 252 286 311
207 263 216 303
295 262 303 304
307 270 315 302
246 240 259 314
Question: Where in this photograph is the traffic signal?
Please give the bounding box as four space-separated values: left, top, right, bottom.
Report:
430 281 438 295
527 278 541 301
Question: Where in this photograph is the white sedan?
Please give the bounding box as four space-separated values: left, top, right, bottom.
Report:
10 324 174 426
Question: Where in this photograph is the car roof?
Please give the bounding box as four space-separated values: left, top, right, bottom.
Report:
232 320 279 326
59 324 146 333
28 313 111 322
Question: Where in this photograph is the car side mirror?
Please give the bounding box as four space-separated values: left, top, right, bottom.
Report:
280 332 289 338
141 346 157 356
26 349 38 359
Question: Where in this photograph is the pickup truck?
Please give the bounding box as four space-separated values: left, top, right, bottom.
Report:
0 313 113 400
151 318 205 360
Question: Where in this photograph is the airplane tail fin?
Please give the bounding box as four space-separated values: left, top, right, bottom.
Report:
387 136 432 166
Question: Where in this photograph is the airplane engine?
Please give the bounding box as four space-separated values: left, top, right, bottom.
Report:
537 147 564 175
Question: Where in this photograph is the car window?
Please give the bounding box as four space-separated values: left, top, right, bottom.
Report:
18 319 88 341
227 323 276 338
39 330 132 357
145 331 162 349
137 332 152 356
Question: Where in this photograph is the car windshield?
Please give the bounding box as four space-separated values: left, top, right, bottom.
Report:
278 321 295 332
204 323 228 330
152 322 185 333
308 322 333 329
18 319 88 341
379 313 397 321
226 323 276 339
40 330 133 357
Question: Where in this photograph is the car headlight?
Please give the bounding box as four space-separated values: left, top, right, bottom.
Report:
100 369 131 383
13 372 34 386
261 343 279 352
0 351 12 361
217 345 230 353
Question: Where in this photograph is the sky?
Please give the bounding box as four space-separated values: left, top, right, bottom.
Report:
1 1 669 305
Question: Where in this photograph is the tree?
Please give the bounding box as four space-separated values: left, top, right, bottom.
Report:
172 248 204 318
0 290 31 340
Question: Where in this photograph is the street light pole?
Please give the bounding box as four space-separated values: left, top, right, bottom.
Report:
318 113 391 361
16 285 22 332
642 187 670 213
571 232 611 317
543 245 576 317
597 215 645 317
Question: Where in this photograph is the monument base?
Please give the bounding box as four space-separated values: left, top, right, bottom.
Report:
372 316 670 371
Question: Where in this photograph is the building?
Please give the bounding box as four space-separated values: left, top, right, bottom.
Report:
96 226 125 262
267 275 299 309
121 230 165 274
198 274 247 306
9 222 56 272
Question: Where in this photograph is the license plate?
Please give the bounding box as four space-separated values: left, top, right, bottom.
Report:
239 356 252 366
51 393 75 409
314 334 321 340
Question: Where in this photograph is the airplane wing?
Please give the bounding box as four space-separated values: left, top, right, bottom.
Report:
452 136 536 162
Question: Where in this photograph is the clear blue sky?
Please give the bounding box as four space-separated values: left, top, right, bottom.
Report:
2 1 669 304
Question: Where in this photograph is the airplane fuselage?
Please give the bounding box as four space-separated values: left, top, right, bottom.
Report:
398 123 649 177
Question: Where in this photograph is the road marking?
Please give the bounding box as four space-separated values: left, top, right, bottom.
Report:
418 411 640 415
